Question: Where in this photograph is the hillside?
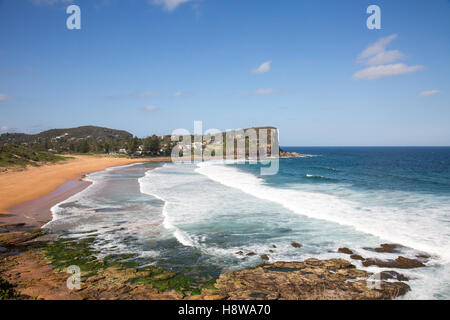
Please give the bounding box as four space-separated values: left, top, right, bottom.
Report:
0 126 132 144
0 125 288 159
0 126 134 155
0 145 67 169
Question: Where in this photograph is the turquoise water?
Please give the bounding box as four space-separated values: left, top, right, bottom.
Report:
44 147 450 299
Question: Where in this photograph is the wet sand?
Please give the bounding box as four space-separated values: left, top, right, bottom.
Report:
4 179 91 228
0 155 171 227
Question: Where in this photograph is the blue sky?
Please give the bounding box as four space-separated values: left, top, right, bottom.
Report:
0 0 449 146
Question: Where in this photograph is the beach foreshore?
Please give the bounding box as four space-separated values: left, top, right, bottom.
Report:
0 155 171 227
0 154 422 300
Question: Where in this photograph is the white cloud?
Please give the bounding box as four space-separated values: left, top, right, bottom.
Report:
144 105 158 112
353 63 424 80
138 91 156 98
419 90 441 97
252 61 272 74
0 126 8 132
354 34 424 80
150 0 190 11
357 34 398 63
0 93 11 101
253 88 277 95
172 91 182 98
366 50 405 65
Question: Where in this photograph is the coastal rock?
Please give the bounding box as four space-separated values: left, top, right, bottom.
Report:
374 243 403 253
279 151 312 158
235 251 243 255
280 151 300 158
246 252 256 256
291 242 302 248
379 271 409 282
338 247 353 255
3 244 412 300
202 294 227 300
362 256 425 269
215 258 410 300
260 254 270 261
350 254 365 261
416 253 431 260
0 230 42 247
152 272 176 281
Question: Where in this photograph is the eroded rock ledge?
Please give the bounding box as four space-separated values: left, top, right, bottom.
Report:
1 230 412 300
215 258 410 300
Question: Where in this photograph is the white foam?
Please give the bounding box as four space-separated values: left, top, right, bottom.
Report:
195 162 450 263
138 164 201 248
44 162 144 227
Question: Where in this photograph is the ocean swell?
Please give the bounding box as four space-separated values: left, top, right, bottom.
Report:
195 162 450 263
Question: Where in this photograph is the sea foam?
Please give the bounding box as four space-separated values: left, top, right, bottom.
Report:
195 161 450 262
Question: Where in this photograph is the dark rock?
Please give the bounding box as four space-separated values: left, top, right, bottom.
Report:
291 242 302 248
338 247 353 255
272 244 277 248
379 271 409 282
416 253 431 260
246 252 256 256
235 251 243 255
362 256 425 269
0 231 42 247
350 254 364 261
215 258 410 300
260 254 270 261
374 243 403 253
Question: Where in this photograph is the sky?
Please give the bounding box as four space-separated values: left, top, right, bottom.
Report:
0 0 449 146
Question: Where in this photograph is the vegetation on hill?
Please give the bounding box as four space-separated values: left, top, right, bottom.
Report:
0 125 132 143
0 145 67 168
0 126 135 155
0 125 282 166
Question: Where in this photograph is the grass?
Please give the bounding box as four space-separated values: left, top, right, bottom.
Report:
0 145 67 168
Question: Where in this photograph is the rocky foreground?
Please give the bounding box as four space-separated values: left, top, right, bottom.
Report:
0 226 423 300
216 259 410 300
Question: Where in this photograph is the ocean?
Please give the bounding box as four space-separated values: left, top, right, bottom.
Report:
44 147 450 299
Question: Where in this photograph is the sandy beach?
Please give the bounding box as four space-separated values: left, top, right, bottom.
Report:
0 155 171 227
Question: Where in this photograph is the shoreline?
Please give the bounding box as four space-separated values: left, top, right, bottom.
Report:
6 179 92 228
0 154 300 229
0 155 171 228
0 155 426 300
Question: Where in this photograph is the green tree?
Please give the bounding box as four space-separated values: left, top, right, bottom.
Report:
78 140 90 153
127 136 140 154
143 135 161 155
163 140 175 156
104 143 110 154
